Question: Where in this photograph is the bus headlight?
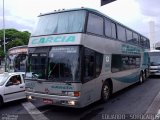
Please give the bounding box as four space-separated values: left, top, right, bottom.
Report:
68 100 76 106
27 95 32 100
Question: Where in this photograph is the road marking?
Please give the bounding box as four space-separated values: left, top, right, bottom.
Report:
22 102 49 120
155 109 160 119
145 91 160 114
144 91 160 120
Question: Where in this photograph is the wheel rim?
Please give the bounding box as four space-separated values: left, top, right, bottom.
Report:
103 85 109 100
143 72 146 80
140 74 143 83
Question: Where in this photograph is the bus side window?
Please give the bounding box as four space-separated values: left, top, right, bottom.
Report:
126 29 133 44
84 48 95 82
147 39 150 49
132 33 139 45
87 13 104 36
140 36 145 47
105 19 112 37
111 55 141 72
111 55 122 72
83 48 103 82
95 53 103 77
111 22 117 39
117 24 126 42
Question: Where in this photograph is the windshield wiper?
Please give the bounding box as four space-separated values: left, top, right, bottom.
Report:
64 81 72 85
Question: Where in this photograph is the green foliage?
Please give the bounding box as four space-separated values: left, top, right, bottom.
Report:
0 48 5 58
7 38 24 49
0 28 31 58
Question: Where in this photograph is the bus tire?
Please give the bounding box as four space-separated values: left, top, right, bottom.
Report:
145 70 148 79
101 81 111 103
143 70 146 81
139 72 143 84
0 96 3 107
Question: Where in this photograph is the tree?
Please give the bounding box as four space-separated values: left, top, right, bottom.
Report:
7 38 24 49
0 48 5 58
0 29 30 47
0 28 31 58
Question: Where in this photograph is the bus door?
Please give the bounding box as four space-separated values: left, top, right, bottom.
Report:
80 48 103 104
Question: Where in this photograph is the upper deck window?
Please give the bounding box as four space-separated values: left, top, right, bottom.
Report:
105 19 112 37
146 39 150 49
140 36 145 47
126 29 133 43
105 19 117 39
132 32 139 45
117 25 126 41
142 37 149 49
87 13 104 36
32 10 86 36
111 22 117 39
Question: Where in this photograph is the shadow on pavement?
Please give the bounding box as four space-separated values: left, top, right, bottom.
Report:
149 75 160 79
0 99 26 110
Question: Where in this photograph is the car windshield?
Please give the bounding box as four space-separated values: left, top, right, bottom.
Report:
150 56 160 65
149 52 160 65
0 74 9 86
48 46 81 82
32 10 86 36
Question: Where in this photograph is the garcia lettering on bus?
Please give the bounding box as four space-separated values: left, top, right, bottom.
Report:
31 35 76 45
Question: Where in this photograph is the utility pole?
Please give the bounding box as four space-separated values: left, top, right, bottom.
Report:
3 0 6 71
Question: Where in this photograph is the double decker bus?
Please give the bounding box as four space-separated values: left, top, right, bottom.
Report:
25 8 150 108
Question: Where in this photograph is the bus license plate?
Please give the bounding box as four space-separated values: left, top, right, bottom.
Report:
43 99 53 104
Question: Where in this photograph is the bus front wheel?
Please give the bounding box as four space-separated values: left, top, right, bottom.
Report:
101 81 111 102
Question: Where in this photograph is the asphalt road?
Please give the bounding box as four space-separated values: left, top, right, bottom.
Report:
1 76 160 120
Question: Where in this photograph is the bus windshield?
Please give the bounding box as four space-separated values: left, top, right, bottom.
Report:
32 10 86 36
149 52 160 65
27 53 47 79
26 46 81 82
48 46 81 82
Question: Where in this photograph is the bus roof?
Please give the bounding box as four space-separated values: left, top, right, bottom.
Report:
39 8 98 16
39 7 149 39
148 49 160 53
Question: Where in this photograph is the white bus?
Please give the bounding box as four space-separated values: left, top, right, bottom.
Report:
25 8 150 108
148 50 160 75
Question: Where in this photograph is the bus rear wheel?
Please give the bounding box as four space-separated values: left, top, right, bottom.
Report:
145 70 148 79
139 72 144 84
101 81 111 102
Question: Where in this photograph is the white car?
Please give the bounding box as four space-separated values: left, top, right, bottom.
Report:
0 72 26 106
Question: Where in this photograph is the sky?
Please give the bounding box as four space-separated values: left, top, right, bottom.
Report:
0 0 160 48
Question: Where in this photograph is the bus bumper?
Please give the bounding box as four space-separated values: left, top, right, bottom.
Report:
26 91 81 108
